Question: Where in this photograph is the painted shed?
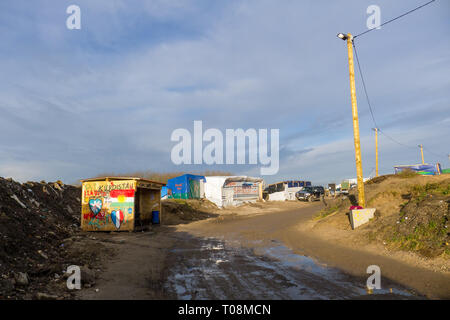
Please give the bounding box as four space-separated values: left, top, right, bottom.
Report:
80 177 164 232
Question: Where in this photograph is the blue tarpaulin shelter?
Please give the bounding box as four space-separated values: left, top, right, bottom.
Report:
166 174 206 199
394 163 442 175
286 181 311 188
161 186 169 199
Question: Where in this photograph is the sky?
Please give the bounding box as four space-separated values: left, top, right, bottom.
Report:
0 0 449 185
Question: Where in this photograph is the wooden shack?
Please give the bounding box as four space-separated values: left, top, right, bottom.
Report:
80 177 164 231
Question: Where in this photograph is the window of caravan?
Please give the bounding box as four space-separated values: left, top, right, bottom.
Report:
266 185 276 194
276 183 284 192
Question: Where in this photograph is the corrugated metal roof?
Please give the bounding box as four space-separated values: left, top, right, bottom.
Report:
205 176 263 183
80 176 165 185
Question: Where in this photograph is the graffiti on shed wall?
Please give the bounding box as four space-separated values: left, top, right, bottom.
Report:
224 181 259 200
88 199 102 215
82 180 136 231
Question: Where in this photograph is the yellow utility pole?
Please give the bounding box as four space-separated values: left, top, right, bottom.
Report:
373 128 379 177
344 33 366 207
419 144 425 164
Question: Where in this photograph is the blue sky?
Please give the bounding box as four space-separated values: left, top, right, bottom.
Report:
0 0 449 185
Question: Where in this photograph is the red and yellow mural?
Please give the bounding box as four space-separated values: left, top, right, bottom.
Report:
81 179 137 231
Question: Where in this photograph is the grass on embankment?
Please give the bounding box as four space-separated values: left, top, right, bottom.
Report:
315 173 450 258
380 181 449 257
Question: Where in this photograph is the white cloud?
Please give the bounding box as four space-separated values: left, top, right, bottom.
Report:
0 0 448 183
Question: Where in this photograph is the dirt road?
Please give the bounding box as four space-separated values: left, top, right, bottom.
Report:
78 203 449 300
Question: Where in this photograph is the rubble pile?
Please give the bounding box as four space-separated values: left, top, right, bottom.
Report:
161 199 219 225
0 177 81 299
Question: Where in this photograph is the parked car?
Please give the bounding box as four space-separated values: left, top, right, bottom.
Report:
312 186 325 196
296 186 321 202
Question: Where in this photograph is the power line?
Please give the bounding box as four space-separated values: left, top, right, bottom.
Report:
378 130 416 149
345 0 445 161
352 41 379 129
352 41 447 160
422 146 449 159
354 0 437 39
352 40 414 148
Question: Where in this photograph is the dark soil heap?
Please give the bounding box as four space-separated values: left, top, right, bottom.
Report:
0 181 220 299
0 177 81 299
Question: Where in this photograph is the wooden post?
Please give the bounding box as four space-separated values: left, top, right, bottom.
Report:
347 34 366 207
373 128 379 177
419 144 425 164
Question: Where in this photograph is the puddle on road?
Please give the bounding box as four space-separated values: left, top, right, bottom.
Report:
166 237 414 300
254 240 413 298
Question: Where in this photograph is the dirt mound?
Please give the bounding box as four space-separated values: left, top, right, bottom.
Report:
315 174 450 258
161 199 219 225
374 186 449 258
365 171 418 185
366 174 395 185
0 177 84 299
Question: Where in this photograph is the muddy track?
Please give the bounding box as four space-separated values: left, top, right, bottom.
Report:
163 235 410 299
77 203 434 300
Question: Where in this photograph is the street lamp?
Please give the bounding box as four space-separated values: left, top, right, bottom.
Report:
337 32 366 207
337 33 348 40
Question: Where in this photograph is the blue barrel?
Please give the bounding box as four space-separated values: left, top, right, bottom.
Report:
152 211 160 224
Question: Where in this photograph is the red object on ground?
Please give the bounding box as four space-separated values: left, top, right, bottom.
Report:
349 205 363 210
